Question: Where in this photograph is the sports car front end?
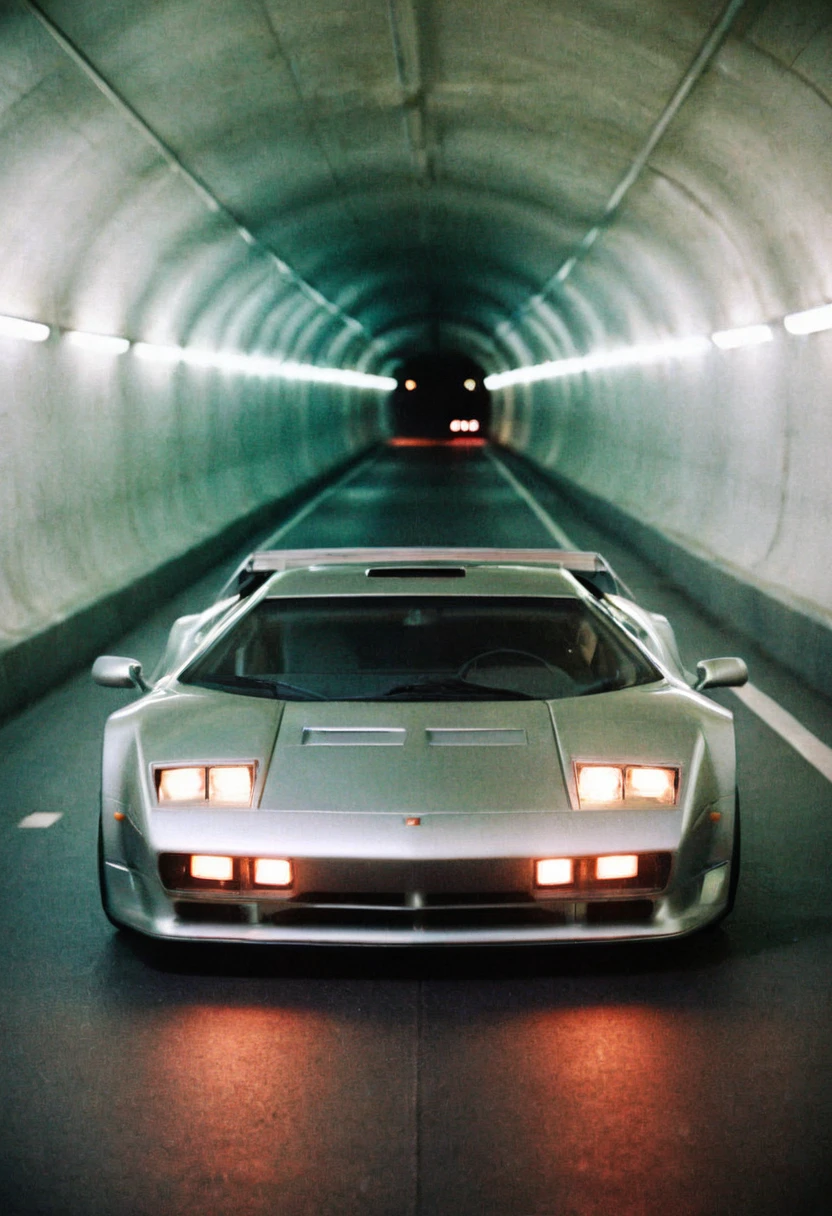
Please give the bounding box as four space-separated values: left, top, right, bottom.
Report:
95 551 744 945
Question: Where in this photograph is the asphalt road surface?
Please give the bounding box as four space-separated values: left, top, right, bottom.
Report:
2 443 831 1216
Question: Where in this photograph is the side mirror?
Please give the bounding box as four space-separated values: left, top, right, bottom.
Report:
92 655 151 692
694 656 748 691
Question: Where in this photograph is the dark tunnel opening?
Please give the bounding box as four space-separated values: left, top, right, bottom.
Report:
389 353 491 441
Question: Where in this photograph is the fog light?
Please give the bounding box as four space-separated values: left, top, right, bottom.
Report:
701 864 727 903
536 858 573 886
253 858 293 887
595 854 639 880
190 855 234 881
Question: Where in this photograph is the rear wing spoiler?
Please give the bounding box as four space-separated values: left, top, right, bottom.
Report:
218 547 633 602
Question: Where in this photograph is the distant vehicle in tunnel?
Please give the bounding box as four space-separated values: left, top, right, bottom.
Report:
390 353 490 440
92 547 748 946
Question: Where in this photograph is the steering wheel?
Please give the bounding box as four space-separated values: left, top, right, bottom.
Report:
457 647 563 681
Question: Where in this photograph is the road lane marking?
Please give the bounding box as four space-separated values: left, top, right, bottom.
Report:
18 812 63 828
262 451 379 546
484 450 576 547
731 683 832 783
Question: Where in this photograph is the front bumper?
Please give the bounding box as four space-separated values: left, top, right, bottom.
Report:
101 803 735 945
102 856 733 946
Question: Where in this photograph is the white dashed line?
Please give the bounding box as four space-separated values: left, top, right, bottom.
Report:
731 683 832 784
18 812 63 829
484 449 576 547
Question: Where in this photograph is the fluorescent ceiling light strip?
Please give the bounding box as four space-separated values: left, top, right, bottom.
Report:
1 315 390 389
0 314 50 343
132 342 184 364
271 362 396 390
179 347 221 369
711 324 773 350
65 330 130 354
485 336 709 390
783 303 832 336
131 342 393 389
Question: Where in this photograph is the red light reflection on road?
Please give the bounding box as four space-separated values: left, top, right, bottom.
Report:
425 997 825 1216
428 1004 702 1216
136 1004 410 1213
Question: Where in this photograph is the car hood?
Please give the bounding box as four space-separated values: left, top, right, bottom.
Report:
262 699 564 814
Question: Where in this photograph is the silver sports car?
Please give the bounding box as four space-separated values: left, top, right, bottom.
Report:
93 548 748 945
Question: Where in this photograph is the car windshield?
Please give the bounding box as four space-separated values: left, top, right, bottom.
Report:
179 595 661 701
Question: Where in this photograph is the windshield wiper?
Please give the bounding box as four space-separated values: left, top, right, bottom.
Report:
188 675 327 701
373 676 534 701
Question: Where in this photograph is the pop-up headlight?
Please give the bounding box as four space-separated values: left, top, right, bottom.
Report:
155 764 255 806
576 763 678 808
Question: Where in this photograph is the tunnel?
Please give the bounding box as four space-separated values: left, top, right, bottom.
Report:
2 3 832 1214
390 353 490 439
2 0 832 720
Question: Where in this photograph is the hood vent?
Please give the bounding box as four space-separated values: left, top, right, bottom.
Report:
426 728 527 747
302 727 406 746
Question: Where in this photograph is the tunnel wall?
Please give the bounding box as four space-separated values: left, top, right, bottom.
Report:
490 10 832 697
0 337 384 721
0 5 390 723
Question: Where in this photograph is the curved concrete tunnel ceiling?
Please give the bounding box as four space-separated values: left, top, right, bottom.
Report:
2 0 832 713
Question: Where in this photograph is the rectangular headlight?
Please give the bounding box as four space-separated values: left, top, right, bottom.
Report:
625 765 677 804
575 763 678 807
157 766 206 803
576 764 623 804
208 765 255 805
155 764 255 806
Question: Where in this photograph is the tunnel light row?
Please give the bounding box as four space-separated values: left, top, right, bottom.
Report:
0 315 396 391
483 302 832 390
4 299 832 392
